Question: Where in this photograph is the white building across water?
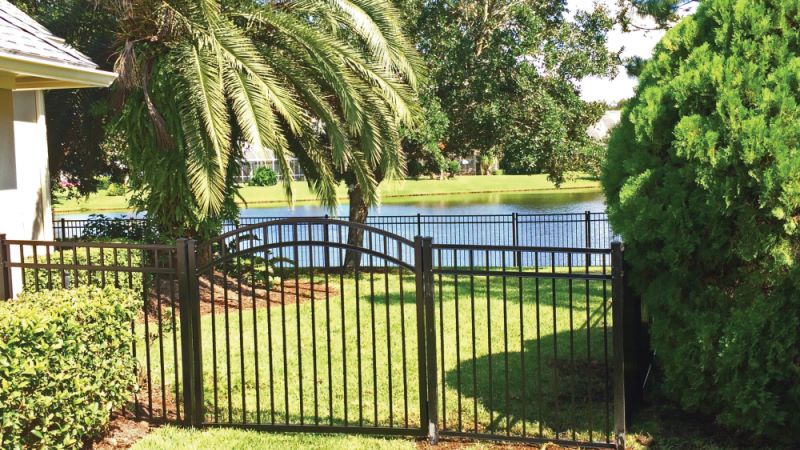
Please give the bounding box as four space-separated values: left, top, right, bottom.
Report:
237 143 305 183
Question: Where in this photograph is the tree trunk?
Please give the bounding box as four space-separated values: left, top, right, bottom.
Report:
344 184 369 269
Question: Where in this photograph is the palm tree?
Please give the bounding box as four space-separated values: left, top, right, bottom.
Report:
108 0 421 240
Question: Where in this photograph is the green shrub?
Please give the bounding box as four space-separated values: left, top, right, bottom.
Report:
95 175 111 191
602 0 800 440
0 287 138 449
81 214 160 242
445 159 461 178
248 166 278 186
106 182 126 196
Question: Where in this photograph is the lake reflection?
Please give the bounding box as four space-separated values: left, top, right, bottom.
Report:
241 191 606 218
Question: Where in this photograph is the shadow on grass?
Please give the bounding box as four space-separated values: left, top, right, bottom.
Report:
445 327 613 441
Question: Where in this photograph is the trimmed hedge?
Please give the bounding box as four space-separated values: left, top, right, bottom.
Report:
602 0 800 440
0 287 138 449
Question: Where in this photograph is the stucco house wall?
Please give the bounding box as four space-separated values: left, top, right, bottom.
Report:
0 89 52 241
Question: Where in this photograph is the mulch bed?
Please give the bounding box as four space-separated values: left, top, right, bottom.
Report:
195 271 338 314
138 271 339 322
415 438 592 449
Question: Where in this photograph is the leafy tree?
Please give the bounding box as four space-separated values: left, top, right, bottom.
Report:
108 0 420 240
614 0 699 31
401 89 449 178
399 0 618 184
602 0 800 440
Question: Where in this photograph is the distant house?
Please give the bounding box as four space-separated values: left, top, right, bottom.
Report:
0 0 116 241
587 110 622 141
237 143 305 183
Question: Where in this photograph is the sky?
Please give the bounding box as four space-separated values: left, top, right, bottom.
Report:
567 0 695 104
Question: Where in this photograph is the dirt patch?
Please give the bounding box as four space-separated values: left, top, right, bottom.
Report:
86 411 153 450
130 383 180 423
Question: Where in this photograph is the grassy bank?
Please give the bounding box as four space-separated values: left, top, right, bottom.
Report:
54 174 601 214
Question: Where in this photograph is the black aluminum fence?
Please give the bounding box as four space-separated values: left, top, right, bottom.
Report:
55 212 616 265
2 218 642 449
0 237 186 423
430 243 617 446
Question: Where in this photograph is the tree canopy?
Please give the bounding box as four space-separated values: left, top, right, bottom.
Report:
109 0 421 238
399 0 618 184
602 0 800 439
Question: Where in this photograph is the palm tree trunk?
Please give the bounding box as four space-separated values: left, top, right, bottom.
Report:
344 184 369 269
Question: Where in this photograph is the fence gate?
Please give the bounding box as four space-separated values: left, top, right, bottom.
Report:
180 218 437 439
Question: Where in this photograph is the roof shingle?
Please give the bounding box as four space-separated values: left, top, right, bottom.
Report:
0 0 98 69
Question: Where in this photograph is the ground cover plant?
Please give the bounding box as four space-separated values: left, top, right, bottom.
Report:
602 0 800 441
0 287 138 449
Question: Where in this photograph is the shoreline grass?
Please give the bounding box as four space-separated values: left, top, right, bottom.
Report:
53 175 602 214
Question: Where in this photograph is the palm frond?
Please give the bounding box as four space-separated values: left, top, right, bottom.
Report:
177 42 231 214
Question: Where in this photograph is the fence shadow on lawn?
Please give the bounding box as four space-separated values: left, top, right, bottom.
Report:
446 328 612 443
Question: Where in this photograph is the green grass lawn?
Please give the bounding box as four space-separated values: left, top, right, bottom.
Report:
132 427 418 450
135 268 613 444
54 174 601 213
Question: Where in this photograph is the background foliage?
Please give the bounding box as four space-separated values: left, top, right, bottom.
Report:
0 287 138 449
602 0 800 440
399 0 618 184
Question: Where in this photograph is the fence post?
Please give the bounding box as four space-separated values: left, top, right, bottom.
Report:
60 218 66 240
611 241 626 449
622 247 648 426
416 213 422 237
176 238 203 427
511 213 519 266
422 237 438 444
413 237 429 437
585 211 592 249
414 236 438 444
511 213 518 247
0 234 11 300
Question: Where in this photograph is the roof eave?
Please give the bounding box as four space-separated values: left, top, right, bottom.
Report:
0 52 117 90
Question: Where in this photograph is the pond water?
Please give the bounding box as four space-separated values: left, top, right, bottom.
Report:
55 191 613 260
55 191 606 220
